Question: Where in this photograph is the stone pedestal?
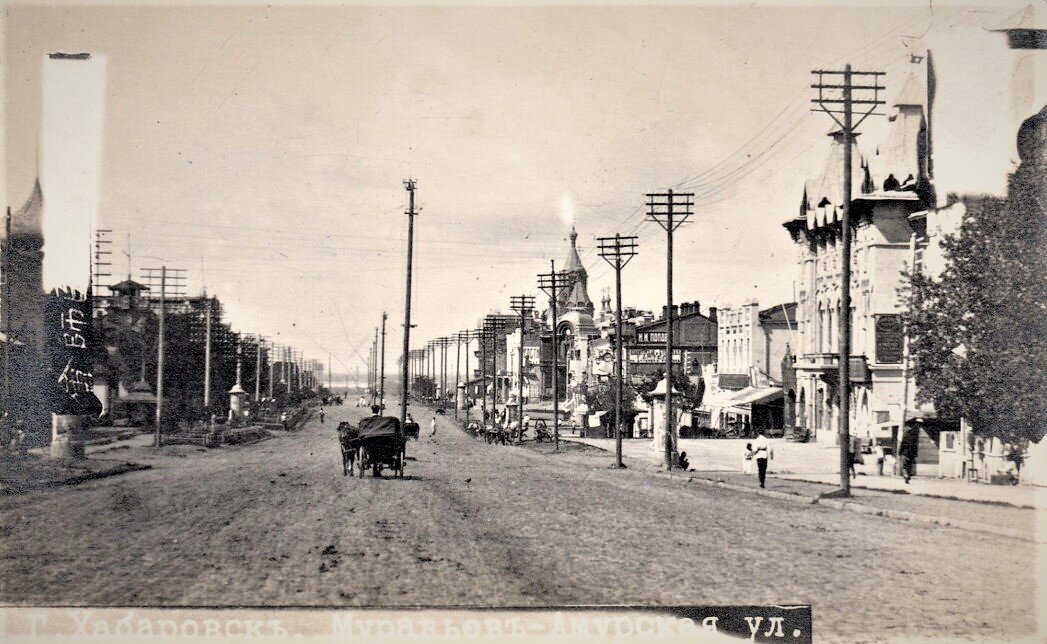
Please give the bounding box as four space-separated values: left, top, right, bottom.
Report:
228 383 247 424
647 377 681 466
50 414 85 459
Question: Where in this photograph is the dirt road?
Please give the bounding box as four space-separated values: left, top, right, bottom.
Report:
0 403 1036 642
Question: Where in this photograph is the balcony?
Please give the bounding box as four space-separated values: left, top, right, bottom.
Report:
799 352 839 370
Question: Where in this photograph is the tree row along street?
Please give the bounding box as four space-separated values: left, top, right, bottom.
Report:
0 405 1036 642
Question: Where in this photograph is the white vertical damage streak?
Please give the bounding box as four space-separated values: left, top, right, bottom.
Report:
41 53 107 292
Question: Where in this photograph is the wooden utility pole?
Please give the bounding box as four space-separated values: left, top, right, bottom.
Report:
454 332 463 420
437 337 452 403
400 179 418 424
268 340 275 399
255 335 264 403
203 297 212 410
538 263 572 451
371 327 378 404
379 313 387 410
598 233 639 469
812 65 884 496
155 266 166 447
646 189 694 470
478 328 487 426
509 296 535 445
461 331 472 424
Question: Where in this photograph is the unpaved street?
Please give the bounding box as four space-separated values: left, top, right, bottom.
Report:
0 404 1037 642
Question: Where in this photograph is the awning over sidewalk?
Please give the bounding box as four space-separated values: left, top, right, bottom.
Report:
726 386 783 408
698 389 738 413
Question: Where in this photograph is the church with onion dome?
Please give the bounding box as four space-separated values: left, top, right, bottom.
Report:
536 226 600 402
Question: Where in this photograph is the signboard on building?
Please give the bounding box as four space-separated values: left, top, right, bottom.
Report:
718 373 750 390
627 348 683 364
638 331 667 343
875 314 904 364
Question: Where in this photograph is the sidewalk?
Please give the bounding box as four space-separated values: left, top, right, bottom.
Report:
564 436 1045 543
565 435 1046 509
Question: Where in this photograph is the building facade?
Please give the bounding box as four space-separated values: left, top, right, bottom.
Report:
783 69 932 446
625 302 717 385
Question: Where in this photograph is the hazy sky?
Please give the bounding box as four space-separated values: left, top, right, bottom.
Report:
2 1 1026 380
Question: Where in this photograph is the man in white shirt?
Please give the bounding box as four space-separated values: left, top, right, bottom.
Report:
753 429 772 488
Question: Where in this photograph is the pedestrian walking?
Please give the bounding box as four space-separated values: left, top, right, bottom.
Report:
898 426 918 483
319 407 326 425
753 429 773 488
875 443 885 476
280 411 288 431
742 442 754 475
848 434 863 479
430 415 437 440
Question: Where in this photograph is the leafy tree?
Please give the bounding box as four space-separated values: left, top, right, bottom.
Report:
904 176 1047 450
413 375 437 400
634 368 699 408
583 376 639 429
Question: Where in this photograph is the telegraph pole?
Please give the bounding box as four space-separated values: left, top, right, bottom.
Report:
379 313 387 410
509 295 535 445
202 296 212 410
438 337 452 403
598 233 639 469
461 331 472 424
454 332 463 420
400 179 418 424
256 335 264 403
372 327 378 404
538 263 572 451
646 189 694 470
155 266 166 447
812 64 885 496
268 340 274 399
481 317 504 429
478 327 488 427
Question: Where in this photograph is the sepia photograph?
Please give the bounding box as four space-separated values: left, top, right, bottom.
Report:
0 0 1044 642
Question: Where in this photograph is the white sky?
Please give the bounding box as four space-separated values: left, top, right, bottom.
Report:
2 1 1032 381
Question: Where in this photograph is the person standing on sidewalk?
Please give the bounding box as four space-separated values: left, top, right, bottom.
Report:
753 429 772 488
430 415 438 440
742 443 754 475
319 407 326 425
898 426 918 483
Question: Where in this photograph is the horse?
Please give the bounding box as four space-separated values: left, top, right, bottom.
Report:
337 421 360 476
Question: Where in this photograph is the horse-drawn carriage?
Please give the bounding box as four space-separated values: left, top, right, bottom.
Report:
338 416 406 478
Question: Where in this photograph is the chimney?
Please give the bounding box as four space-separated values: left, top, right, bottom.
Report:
661 304 678 321
708 306 718 322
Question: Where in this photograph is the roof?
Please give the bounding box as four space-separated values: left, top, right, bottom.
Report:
108 279 150 295
10 178 43 240
649 376 681 397
893 73 924 108
557 226 594 315
759 302 797 325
